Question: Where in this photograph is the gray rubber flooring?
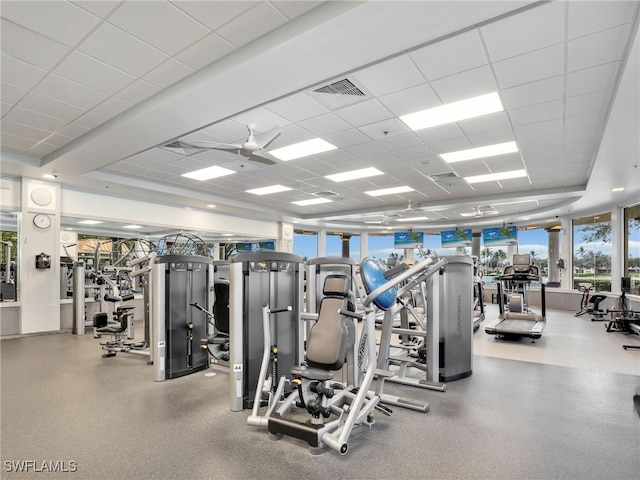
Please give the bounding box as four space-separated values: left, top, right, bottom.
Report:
1 307 639 480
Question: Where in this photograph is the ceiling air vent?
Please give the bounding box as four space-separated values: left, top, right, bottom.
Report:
161 140 202 155
313 190 339 197
310 78 366 109
428 172 461 183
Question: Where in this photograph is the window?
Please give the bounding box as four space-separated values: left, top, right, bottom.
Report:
573 213 612 292
293 232 317 261
624 203 640 294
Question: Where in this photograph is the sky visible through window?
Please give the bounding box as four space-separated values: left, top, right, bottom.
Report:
294 229 640 261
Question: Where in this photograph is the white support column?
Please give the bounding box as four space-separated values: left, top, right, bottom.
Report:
19 178 61 333
610 206 623 293
560 217 572 289
317 229 326 257
360 232 368 258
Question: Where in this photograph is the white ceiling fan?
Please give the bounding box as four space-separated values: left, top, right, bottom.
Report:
191 123 282 165
460 205 499 217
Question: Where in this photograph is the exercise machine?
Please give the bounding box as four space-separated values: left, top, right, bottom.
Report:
485 253 546 341
472 256 485 331
0 240 16 301
151 254 211 381
365 254 473 396
575 283 607 321
228 252 304 411
605 279 640 350
94 293 146 357
257 273 381 455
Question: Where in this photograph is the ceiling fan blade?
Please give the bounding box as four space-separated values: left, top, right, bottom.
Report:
253 126 282 149
249 150 277 165
191 140 243 152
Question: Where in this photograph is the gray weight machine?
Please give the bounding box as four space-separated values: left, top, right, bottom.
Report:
228 252 304 411
151 254 211 381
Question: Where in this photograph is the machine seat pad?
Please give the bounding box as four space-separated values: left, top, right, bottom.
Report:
291 365 334 381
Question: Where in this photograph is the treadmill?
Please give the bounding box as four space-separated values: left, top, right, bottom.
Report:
485 253 546 341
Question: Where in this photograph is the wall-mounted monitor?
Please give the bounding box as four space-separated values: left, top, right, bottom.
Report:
482 226 518 246
394 231 424 249
440 228 472 248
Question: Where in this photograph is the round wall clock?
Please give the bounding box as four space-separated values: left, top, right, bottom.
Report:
33 213 52 229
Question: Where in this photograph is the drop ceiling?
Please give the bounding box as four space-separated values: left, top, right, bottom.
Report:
1 1 639 235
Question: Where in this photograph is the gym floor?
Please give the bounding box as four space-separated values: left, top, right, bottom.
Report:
1 304 639 480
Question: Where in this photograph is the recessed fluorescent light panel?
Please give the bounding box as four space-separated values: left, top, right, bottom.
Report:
325 167 383 182
182 165 235 181
440 141 518 163
78 220 102 225
400 92 503 131
123 225 143 229
365 186 415 197
612 187 624 192
292 198 333 206
464 169 527 184
246 185 292 195
270 138 337 161
397 216 429 222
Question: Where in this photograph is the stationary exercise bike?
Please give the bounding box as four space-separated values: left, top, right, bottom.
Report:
574 283 607 321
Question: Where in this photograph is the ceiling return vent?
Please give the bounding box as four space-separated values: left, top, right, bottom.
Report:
428 172 461 184
161 140 202 155
310 78 366 109
313 190 339 197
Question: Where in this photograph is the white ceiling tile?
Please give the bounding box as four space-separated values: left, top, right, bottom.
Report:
378 83 439 116
514 118 564 140
232 108 289 132
143 59 194 89
1 131 36 150
565 111 602 131
501 75 565 110
27 141 62 157
458 112 511 137
466 128 516 148
91 96 133 118
358 118 412 140
34 73 108 109
108 1 211 56
493 44 564 89
172 1 259 31
73 110 108 130
271 1 324 20
4 107 67 131
41 132 74 148
175 33 235 71
509 100 564 127
568 1 639 39
54 51 136 95
334 99 393 127
352 55 425 97
377 133 424 152
342 141 387 158
266 92 328 123
57 123 90 139
78 23 168 77
216 3 286 48
0 19 70 71
481 1 565 61
114 79 161 104
415 123 466 145
566 62 619 97
429 65 497 103
1 102 12 116
0 1 100 47
71 0 124 18
565 90 612 116
567 25 630 72
1 119 51 142
0 81 28 105
298 112 352 137
1 55 47 90
410 29 488 81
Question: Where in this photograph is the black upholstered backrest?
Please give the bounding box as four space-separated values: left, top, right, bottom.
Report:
213 280 230 335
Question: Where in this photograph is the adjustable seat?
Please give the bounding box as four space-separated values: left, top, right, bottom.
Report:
95 307 133 357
